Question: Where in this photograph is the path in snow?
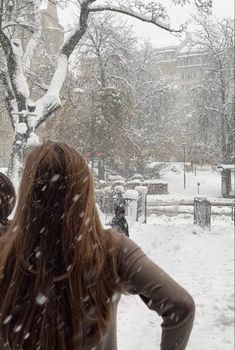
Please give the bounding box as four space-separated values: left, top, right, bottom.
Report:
117 216 234 350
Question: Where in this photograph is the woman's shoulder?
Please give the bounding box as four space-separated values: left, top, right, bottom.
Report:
105 228 125 246
104 228 140 269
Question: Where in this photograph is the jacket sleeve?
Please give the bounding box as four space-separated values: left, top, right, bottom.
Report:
117 235 195 350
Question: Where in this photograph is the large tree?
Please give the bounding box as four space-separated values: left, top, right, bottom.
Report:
187 17 234 164
0 0 212 179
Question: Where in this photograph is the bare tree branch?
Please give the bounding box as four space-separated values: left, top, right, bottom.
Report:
27 73 49 92
2 22 35 32
89 4 183 33
0 70 17 129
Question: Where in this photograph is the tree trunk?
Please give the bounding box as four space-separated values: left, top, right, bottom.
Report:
219 60 230 164
7 131 30 180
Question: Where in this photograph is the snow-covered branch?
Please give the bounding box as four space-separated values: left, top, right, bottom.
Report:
108 75 131 88
0 22 29 114
34 0 92 127
8 39 30 111
89 4 183 33
2 22 35 32
27 73 49 92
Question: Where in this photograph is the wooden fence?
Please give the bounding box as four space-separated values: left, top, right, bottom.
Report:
147 198 235 228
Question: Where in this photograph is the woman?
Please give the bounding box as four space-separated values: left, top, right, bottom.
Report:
0 142 195 350
0 172 16 235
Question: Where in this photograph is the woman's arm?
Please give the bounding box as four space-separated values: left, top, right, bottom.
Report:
117 235 195 350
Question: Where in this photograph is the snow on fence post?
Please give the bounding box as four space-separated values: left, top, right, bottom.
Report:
193 197 211 229
123 190 138 223
135 186 148 224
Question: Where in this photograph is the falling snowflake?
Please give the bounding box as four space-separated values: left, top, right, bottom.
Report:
51 174 60 182
36 250 41 258
3 315 12 324
73 194 80 202
36 293 48 305
14 325 22 333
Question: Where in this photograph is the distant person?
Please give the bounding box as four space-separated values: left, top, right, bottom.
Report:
0 172 16 235
111 204 129 237
0 142 195 350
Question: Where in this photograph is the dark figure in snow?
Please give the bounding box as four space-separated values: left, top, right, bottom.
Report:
0 142 195 350
0 172 16 234
111 204 129 237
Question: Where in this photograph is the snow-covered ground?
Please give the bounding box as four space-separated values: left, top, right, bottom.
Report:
117 215 234 350
158 165 221 199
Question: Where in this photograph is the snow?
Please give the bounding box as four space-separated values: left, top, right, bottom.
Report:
159 166 222 199
14 325 22 333
124 190 138 200
0 165 233 349
144 179 168 185
15 122 27 134
40 0 48 11
14 71 30 99
27 132 40 146
3 315 13 325
147 161 191 170
47 55 68 96
117 216 234 350
35 293 48 305
114 185 125 193
135 186 148 194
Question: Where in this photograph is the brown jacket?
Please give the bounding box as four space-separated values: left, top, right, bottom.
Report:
0 228 195 350
95 230 195 350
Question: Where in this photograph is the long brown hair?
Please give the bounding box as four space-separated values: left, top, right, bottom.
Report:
0 172 16 226
0 142 121 350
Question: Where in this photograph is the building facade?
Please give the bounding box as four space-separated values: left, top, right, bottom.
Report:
154 34 204 90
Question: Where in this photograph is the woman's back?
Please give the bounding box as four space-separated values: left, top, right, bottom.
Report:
0 143 122 350
0 143 195 350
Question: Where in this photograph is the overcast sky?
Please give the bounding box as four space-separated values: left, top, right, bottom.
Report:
130 0 234 47
59 0 234 48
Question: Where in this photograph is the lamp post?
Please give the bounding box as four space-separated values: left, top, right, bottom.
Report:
182 143 187 189
192 143 202 176
197 182 200 194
